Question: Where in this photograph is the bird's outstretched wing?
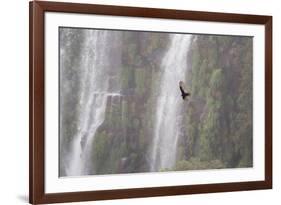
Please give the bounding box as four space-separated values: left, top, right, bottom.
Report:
179 85 185 95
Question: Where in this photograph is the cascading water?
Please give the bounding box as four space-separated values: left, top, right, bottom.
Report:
64 30 122 176
150 34 192 172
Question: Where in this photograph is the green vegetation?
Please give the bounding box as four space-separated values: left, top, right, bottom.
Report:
177 35 253 171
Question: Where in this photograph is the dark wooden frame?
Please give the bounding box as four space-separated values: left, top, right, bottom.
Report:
29 1 272 204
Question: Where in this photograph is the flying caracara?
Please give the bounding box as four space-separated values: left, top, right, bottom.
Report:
179 81 190 100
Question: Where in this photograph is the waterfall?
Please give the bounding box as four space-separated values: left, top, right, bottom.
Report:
65 30 122 176
150 34 192 172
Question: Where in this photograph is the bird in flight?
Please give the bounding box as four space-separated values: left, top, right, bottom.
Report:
179 81 190 100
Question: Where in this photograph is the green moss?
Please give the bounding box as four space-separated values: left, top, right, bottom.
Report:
135 68 146 96
177 157 225 170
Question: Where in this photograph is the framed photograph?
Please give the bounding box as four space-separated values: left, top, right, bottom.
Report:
29 1 272 204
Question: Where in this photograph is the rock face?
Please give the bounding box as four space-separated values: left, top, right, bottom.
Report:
181 35 253 170
59 28 253 176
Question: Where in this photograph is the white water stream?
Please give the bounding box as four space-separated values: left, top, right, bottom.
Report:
65 30 122 176
150 34 192 171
